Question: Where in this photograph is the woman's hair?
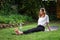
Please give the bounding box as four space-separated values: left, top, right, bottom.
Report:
39 8 46 17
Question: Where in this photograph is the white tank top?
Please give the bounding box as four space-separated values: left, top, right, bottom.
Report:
38 15 49 26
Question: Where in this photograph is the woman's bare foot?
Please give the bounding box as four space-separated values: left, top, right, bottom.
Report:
15 27 23 35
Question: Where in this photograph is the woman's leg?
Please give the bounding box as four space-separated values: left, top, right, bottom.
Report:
23 25 45 34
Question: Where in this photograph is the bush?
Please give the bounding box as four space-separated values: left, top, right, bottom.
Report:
0 14 34 24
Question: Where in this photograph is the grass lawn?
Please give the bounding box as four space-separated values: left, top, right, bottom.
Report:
0 21 60 40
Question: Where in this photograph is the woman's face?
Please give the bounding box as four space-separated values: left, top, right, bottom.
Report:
40 10 44 15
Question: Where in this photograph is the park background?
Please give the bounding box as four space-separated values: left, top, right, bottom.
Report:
0 0 60 40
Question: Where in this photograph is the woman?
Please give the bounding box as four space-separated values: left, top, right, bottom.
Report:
15 8 51 35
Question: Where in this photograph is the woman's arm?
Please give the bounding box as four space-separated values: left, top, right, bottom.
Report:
46 22 51 31
46 15 51 31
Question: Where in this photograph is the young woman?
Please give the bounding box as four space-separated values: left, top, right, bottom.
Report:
15 8 51 35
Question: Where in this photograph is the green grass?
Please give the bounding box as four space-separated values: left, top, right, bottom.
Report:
0 22 60 40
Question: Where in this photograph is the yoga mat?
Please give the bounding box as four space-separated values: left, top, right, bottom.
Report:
45 26 59 31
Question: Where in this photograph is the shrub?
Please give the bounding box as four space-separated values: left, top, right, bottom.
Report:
0 14 34 24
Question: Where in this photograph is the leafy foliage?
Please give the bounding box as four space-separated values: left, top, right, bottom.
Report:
0 14 34 24
0 0 57 23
